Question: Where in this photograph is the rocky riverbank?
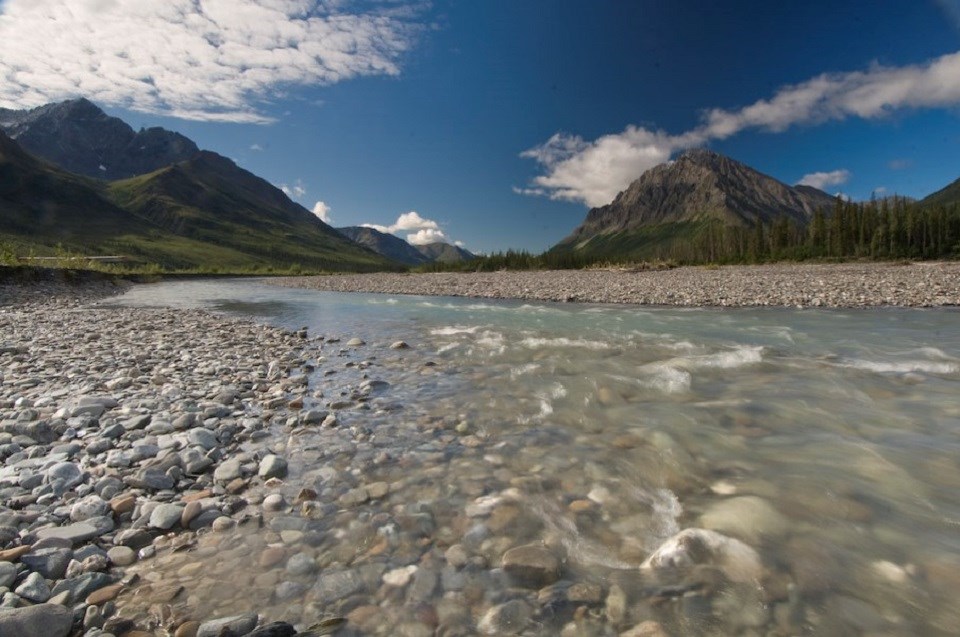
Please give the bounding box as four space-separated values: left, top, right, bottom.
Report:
273 261 960 308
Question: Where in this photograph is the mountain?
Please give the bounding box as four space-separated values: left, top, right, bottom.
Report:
416 242 475 263
336 226 430 266
553 149 837 257
0 130 156 245
920 176 960 209
105 151 393 271
0 98 197 180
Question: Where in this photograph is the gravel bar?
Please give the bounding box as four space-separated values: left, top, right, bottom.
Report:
273 261 960 308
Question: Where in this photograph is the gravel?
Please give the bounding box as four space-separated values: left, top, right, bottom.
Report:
273 261 960 308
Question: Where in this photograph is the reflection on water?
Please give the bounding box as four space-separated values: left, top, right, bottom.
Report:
107 280 960 635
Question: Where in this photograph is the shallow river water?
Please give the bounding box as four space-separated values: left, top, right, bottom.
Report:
107 279 960 636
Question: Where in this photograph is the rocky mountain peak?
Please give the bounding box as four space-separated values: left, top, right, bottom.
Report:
0 98 198 180
555 150 838 251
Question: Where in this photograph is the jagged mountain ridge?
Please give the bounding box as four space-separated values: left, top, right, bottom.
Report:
336 226 431 266
0 98 198 180
556 149 837 251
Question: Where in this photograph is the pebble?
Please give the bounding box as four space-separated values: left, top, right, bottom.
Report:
0 603 73 637
501 544 562 587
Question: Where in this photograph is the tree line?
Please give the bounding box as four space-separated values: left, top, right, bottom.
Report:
420 197 960 271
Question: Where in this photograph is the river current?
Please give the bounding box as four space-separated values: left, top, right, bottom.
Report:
107 279 960 636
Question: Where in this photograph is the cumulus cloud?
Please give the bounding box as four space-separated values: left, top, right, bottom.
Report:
521 50 960 207
312 200 331 223
0 0 424 123
250 143 263 151
361 210 457 245
797 169 851 190
407 228 447 245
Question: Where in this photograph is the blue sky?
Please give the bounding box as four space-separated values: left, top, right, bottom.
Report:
1 1 959 253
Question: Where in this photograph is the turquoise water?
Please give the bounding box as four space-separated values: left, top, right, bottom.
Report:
110 279 960 635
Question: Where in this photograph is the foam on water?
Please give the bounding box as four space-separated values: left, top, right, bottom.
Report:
840 358 960 374
518 336 612 350
430 325 481 336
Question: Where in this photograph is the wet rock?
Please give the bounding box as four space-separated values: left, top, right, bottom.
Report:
16 571 52 602
247 622 298 637
107 546 137 566
477 599 531 635
313 569 364 602
384 565 418 587
620 621 670 637
641 527 763 584
0 603 73 637
605 583 627 625
258 454 288 479
699 496 788 544
501 544 561 587
196 613 259 637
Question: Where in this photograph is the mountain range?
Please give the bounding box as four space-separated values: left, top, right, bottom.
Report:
2 98 958 270
0 99 469 271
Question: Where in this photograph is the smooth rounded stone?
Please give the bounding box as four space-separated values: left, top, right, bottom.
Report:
175 620 201 637
366 481 390 499
70 494 111 522
113 528 154 550
477 599 531 635
15 571 51 602
196 612 259 637
274 580 307 601
641 528 763 584
346 338 365 347
279 530 303 544
213 459 243 483
390 340 410 350
338 487 369 507
445 544 469 568
128 468 175 491
22 547 73 579
501 545 562 588
189 510 224 530
384 565 418 587
110 494 137 515
263 494 286 512
212 516 235 532
247 622 297 637
0 562 16 588
620 621 670 637
285 553 316 576
313 569 365 602
83 604 104 630
258 454 288 479
86 582 124 605
0 603 73 637
605 583 627 625
46 461 82 486
187 428 218 450
181 500 203 527
301 409 328 425
699 496 789 544
107 546 137 566
150 504 185 530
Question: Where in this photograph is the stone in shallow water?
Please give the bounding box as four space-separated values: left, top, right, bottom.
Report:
314 569 364 602
0 603 73 637
477 600 531 635
196 612 259 637
640 527 763 584
501 545 561 588
247 621 297 637
699 496 788 544
258 454 288 479
107 546 136 566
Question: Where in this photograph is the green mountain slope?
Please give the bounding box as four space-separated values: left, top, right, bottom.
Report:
106 151 394 271
0 131 153 247
920 176 960 209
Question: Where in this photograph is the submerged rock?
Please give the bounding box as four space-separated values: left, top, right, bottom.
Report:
641 527 763 584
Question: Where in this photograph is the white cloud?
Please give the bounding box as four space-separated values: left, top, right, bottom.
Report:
407 228 447 245
0 0 424 123
797 169 851 190
280 179 306 198
521 49 960 207
250 143 263 151
312 200 331 223
361 210 459 245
